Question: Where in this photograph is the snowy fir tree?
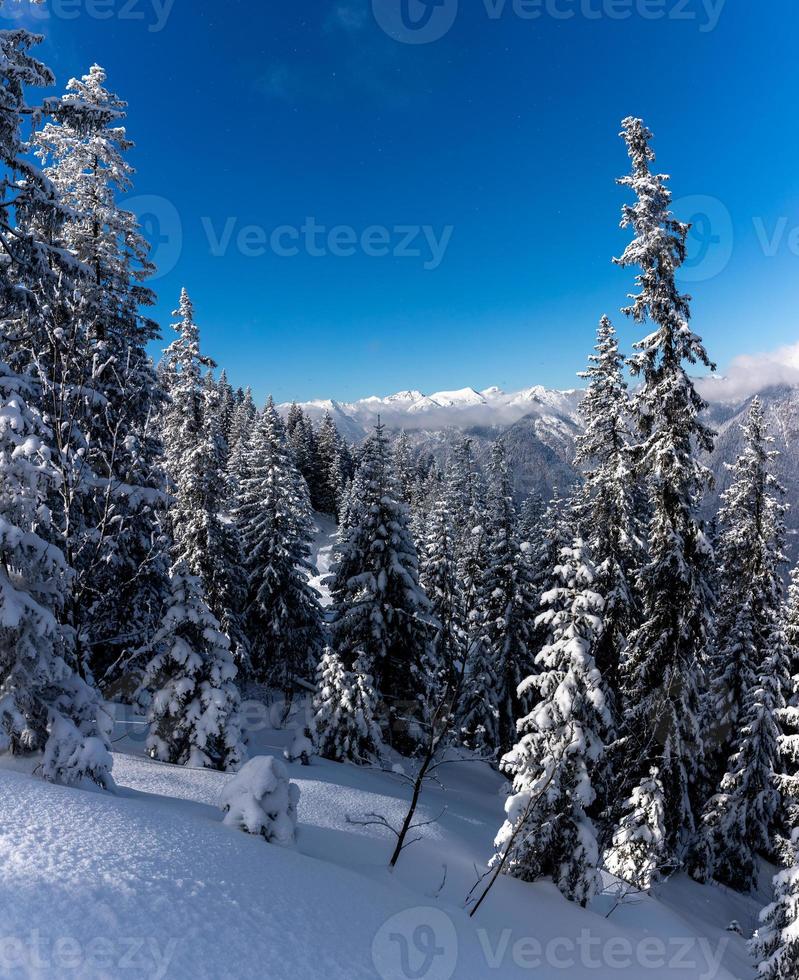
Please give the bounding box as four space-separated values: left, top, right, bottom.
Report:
315 411 349 516
461 442 537 758
140 563 245 772
234 399 323 691
517 490 545 548
702 399 786 780
574 315 638 698
286 403 323 511
750 829 799 980
691 620 789 892
683 398 790 891
311 649 382 764
161 290 248 667
526 489 572 658
328 421 432 751
392 431 416 506
31 63 169 683
227 386 257 473
780 566 799 824
221 755 300 845
0 362 113 788
419 490 468 703
605 768 668 891
613 117 716 864
493 540 612 906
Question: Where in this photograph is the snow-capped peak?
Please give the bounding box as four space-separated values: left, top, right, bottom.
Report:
427 387 487 408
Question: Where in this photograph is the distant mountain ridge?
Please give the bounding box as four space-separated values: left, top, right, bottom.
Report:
278 384 584 442
280 380 799 562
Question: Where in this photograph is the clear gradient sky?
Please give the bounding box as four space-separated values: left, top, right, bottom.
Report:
11 0 799 403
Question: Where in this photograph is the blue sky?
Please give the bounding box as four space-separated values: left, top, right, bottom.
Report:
13 0 799 402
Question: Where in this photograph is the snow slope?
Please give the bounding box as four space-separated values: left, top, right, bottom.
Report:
0 712 765 980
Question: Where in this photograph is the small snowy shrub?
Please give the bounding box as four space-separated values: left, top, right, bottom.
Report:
221 756 300 845
284 726 314 766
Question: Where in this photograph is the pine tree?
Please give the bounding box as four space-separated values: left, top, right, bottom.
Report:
493 540 612 906
605 768 667 891
613 117 716 864
315 411 348 516
235 399 324 692
693 624 789 892
0 363 113 788
575 316 638 697
32 64 169 684
311 649 382 764
686 400 789 891
517 491 545 547
286 404 322 510
462 442 537 758
419 490 467 705
780 566 799 831
214 369 236 468
329 422 432 751
140 563 245 772
161 290 248 667
392 431 416 506
750 829 799 980
228 386 257 466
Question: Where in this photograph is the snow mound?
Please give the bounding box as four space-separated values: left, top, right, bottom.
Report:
221 755 299 844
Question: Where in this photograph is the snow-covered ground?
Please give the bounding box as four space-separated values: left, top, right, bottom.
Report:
0 703 767 980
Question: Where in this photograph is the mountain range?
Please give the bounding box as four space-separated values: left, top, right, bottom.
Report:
281 379 799 560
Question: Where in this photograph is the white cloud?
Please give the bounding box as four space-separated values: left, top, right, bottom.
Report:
696 340 799 404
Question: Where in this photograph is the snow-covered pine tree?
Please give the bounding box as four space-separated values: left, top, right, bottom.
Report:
695 398 789 848
0 361 113 788
750 828 799 980
493 540 612 906
462 442 537 758
140 563 245 772
781 570 799 839
328 421 432 751
235 399 324 692
517 491 545 548
315 411 348 516
419 489 468 704
605 768 667 891
311 649 382 764
160 290 249 668
445 438 487 619
692 620 789 892
0 23 74 304
688 399 789 891
286 404 323 511
227 386 257 467
526 489 572 657
213 369 236 468
574 315 638 698
392 431 416 506
613 117 716 864
32 64 169 684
